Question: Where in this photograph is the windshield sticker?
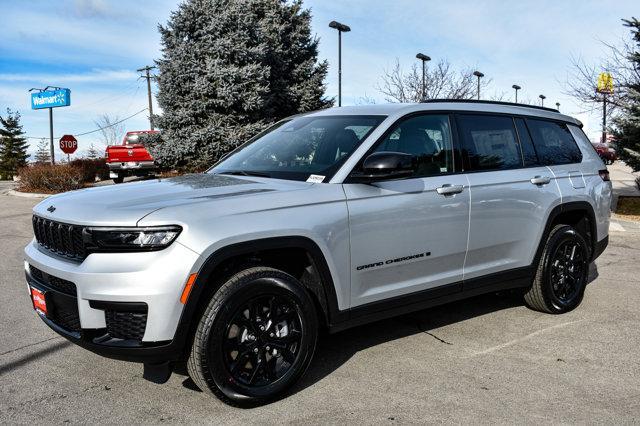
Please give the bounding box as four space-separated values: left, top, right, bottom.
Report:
306 174 325 183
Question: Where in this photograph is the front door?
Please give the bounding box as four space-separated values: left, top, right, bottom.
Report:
344 113 470 308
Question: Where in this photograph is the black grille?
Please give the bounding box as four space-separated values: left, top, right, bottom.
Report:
51 304 81 332
105 310 148 340
32 215 87 261
28 266 81 333
29 266 77 296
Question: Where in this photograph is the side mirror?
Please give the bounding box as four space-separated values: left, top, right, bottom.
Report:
351 151 415 182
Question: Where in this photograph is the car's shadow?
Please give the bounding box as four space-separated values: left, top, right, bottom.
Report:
181 262 600 403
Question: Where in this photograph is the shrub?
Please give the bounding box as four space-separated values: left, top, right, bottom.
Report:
17 163 85 193
70 158 109 182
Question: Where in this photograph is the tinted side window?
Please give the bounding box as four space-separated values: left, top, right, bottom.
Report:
526 119 582 165
514 118 539 166
373 114 454 177
457 114 522 171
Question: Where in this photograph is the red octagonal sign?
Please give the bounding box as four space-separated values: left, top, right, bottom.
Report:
59 134 77 154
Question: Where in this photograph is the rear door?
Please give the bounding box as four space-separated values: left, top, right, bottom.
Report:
525 118 586 203
344 113 470 307
457 114 561 286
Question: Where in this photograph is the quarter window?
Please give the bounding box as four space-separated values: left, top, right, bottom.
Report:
525 119 582 165
373 114 454 177
457 114 522 171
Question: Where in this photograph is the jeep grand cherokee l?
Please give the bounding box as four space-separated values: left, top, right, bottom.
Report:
24 100 611 405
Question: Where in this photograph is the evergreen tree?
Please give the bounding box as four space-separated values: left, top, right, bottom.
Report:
86 143 100 159
153 0 332 170
0 108 29 179
612 18 640 172
34 138 51 164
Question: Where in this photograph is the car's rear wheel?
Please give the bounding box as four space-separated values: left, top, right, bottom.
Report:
524 224 590 313
112 175 124 184
187 266 318 406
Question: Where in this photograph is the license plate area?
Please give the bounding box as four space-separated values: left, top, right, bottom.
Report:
30 286 48 316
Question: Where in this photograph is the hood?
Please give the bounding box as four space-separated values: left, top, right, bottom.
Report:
32 174 311 226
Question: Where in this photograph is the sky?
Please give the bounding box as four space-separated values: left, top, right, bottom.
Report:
0 0 637 160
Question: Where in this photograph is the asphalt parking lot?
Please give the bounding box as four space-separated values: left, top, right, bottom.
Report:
1 187 639 423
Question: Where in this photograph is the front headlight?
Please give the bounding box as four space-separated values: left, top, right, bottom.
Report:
85 226 182 252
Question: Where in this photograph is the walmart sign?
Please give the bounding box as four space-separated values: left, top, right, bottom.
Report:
31 88 71 110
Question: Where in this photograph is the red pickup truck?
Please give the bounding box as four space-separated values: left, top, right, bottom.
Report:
105 130 158 183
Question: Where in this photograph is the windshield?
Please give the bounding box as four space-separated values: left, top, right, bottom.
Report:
209 115 386 181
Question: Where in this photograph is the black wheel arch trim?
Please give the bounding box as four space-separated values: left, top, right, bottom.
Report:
536 201 599 265
177 236 345 351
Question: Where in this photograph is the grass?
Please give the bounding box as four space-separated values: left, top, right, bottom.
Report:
615 196 640 221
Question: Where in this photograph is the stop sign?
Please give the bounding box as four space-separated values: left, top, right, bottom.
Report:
59 134 77 154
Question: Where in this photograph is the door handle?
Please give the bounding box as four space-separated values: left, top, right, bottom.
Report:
436 184 464 195
530 176 551 185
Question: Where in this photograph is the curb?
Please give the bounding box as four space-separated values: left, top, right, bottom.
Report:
7 189 51 199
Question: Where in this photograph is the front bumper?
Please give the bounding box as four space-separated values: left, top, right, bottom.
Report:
24 239 200 362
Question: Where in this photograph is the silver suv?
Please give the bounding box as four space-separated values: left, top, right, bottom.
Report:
24 101 611 405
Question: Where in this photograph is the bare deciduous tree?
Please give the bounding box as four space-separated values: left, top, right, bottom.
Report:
563 30 640 117
94 114 125 146
377 58 492 103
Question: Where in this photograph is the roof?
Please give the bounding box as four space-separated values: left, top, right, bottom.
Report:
304 101 581 126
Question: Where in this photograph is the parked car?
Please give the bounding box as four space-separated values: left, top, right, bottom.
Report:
25 100 611 406
591 142 617 165
105 130 158 183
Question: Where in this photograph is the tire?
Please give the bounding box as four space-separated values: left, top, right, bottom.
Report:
112 175 124 184
187 266 318 406
524 225 590 314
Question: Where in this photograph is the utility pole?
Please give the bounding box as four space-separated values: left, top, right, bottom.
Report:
137 66 156 130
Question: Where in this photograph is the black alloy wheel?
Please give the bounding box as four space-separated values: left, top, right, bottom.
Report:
222 295 303 387
524 224 590 314
187 266 318 405
548 239 587 307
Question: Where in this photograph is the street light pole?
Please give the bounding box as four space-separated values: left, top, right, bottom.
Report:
416 53 431 102
555 102 560 111
473 71 484 100
329 21 351 107
512 84 521 103
539 94 546 107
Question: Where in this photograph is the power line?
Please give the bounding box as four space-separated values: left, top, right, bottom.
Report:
25 107 148 140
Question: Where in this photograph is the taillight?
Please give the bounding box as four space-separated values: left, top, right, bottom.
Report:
599 169 610 181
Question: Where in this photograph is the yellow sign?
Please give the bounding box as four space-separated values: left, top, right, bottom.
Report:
597 72 614 94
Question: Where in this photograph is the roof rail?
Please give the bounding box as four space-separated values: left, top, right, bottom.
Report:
421 98 559 113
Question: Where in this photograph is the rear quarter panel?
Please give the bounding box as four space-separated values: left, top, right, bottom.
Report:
568 125 611 241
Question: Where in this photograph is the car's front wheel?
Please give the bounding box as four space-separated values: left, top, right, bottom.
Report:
187 266 318 406
524 224 590 313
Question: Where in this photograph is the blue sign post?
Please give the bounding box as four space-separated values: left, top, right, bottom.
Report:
30 87 71 164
